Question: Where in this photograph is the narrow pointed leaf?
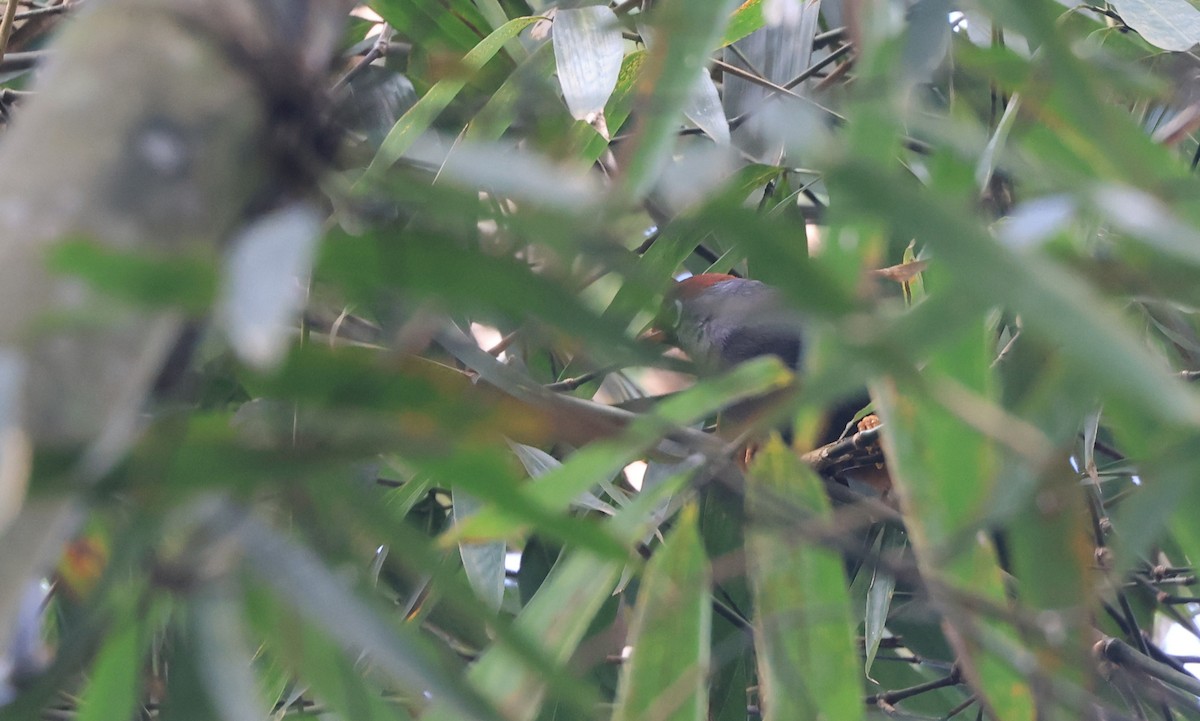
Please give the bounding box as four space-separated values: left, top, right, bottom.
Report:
553 6 624 123
75 608 147 721
747 438 863 721
244 585 409 721
1108 0 1200 51
452 488 507 610
368 0 489 54
615 0 737 198
612 504 710 721
192 590 270 721
218 203 322 370
236 515 497 721
864 527 901 679
721 0 766 47
684 70 730 145
425 466 692 721
870 325 1036 721
361 17 540 183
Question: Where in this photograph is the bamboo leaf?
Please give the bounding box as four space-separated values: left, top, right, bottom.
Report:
864 526 902 679
425 463 692 721
612 504 711 721
553 6 625 124
75 605 147 721
1108 0 1200 51
747 438 863 721
236 513 498 721
361 17 540 183
452 488 507 611
615 0 737 198
870 324 1036 721
218 203 323 370
192 589 271 721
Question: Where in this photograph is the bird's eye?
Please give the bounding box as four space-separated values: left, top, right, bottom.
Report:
668 299 684 329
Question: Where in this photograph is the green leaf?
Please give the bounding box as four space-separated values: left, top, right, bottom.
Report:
235 513 499 721
870 324 1036 721
1109 0 1200 51
864 526 901 679
720 0 765 47
612 504 711 721
553 6 625 123
360 16 541 184
580 50 647 161
830 159 1200 428
47 238 215 314
452 487 507 611
368 0 490 54
615 0 737 198
447 549 619 721
426 465 691 721
244 584 412 721
191 588 271 721
74 605 148 721
747 438 863 721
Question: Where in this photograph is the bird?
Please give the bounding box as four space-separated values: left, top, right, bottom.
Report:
653 273 806 374
648 273 888 491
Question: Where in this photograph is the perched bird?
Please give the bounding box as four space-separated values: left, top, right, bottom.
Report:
649 273 887 489
652 274 806 373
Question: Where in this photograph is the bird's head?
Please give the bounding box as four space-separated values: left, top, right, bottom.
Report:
648 273 806 372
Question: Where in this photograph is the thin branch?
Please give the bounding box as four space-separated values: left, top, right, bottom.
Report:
546 367 612 392
866 667 962 706
941 695 977 720
487 330 519 356
0 0 20 63
801 424 881 471
333 24 392 91
813 27 847 49
712 56 808 102
14 2 75 21
0 48 44 72
1099 637 1200 698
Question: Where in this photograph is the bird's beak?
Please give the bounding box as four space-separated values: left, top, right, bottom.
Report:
639 328 669 344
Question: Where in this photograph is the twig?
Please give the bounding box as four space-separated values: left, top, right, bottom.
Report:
611 0 641 16
1098 637 1200 698
14 2 74 21
712 56 807 102
1156 594 1200 606
333 24 392 91
487 330 519 356
0 0 19 63
801 425 881 471
546 367 611 392
813 27 847 49
941 695 977 720
0 48 44 72
866 667 961 706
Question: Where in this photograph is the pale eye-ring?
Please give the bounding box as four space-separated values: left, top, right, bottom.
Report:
670 299 684 328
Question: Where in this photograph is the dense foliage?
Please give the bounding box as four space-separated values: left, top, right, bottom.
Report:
5 0 1200 719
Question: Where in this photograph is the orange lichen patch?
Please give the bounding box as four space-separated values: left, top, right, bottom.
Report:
857 414 882 432
56 533 109 599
